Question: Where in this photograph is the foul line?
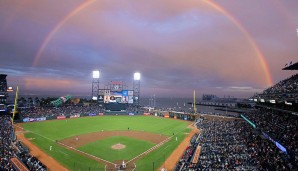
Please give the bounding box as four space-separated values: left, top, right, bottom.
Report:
14 125 116 165
15 125 55 142
127 136 172 164
57 142 115 165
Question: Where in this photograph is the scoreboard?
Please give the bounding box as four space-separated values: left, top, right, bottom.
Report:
98 81 134 104
98 89 133 104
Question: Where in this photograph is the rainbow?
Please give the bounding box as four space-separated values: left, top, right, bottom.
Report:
202 0 273 86
33 0 273 86
33 0 96 67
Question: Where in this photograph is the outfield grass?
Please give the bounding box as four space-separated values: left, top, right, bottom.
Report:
79 136 155 161
22 116 191 170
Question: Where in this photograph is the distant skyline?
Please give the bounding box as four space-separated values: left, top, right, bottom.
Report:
0 0 297 98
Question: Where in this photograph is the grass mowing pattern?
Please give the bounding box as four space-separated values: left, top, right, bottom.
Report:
22 116 190 170
24 132 104 170
79 136 155 161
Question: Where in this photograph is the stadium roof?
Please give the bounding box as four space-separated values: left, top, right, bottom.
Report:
282 62 298 70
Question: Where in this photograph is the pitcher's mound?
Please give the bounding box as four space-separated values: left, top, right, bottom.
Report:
111 143 126 150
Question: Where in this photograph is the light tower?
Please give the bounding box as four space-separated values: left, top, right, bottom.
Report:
133 72 141 110
92 70 100 100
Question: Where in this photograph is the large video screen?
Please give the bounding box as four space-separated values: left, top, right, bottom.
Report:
102 90 133 104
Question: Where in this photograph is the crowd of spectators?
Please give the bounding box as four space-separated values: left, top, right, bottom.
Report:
263 74 298 95
243 109 298 165
0 115 47 171
195 120 258 170
252 74 298 112
175 116 296 170
0 115 15 170
175 133 200 170
21 104 104 118
255 74 298 104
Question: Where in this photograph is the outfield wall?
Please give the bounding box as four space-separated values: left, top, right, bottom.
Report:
21 110 149 123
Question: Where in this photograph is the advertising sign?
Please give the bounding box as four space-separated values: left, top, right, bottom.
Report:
128 90 133 96
57 116 66 119
122 96 128 103
110 96 116 103
23 117 46 122
116 97 122 103
36 117 46 121
122 90 128 96
276 142 287 153
70 114 80 118
104 96 110 103
128 96 134 104
23 118 29 122
98 95 104 103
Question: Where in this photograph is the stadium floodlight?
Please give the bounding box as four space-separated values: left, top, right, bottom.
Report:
7 86 13 92
93 70 100 79
134 72 141 80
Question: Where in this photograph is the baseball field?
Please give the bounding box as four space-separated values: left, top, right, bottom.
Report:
20 115 192 170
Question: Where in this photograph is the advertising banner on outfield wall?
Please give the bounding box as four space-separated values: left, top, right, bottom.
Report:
70 114 80 118
98 113 104 116
89 113 97 116
57 116 66 119
23 117 46 122
23 118 29 122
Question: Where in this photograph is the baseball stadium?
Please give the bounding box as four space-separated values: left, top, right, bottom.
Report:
0 1 298 170
1 62 298 170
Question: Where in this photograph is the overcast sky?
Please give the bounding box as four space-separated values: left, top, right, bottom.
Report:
0 0 297 98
